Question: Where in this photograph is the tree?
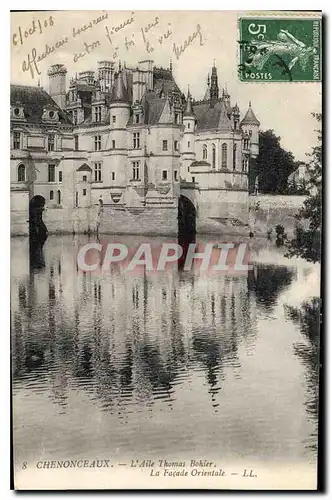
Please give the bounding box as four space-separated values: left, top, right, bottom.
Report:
249 130 296 194
286 113 322 263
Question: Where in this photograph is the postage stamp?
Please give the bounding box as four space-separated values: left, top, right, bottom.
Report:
238 17 322 82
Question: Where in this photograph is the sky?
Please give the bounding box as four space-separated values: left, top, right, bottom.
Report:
10 10 322 161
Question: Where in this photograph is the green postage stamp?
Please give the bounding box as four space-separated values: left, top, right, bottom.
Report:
238 16 322 82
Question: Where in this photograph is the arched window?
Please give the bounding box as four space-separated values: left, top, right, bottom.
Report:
50 190 54 200
221 143 227 169
202 144 207 160
57 190 61 205
233 144 237 170
212 144 216 169
17 164 25 182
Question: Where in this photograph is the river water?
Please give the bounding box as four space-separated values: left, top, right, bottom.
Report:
11 235 320 486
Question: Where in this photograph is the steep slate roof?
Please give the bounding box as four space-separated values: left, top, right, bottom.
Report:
193 99 233 132
111 72 131 102
10 85 72 124
153 67 180 96
241 103 260 126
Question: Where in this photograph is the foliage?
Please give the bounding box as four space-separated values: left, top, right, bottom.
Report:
249 130 297 194
286 113 322 263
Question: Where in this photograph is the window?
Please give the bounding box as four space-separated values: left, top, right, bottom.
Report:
112 172 115 181
162 170 168 180
135 114 140 124
162 140 168 151
212 143 216 169
17 164 25 182
221 143 227 169
202 144 207 160
174 140 179 151
73 109 77 125
233 144 237 170
48 134 55 151
112 115 116 124
187 123 190 129
94 163 102 182
249 130 252 137
59 170 62 182
50 190 54 200
94 135 102 151
48 164 55 182
188 141 190 148
132 161 140 180
94 106 102 122
188 166 190 172
112 140 116 149
74 135 79 151
174 113 179 124
57 190 61 205
83 175 87 182
133 133 140 149
244 138 250 150
242 158 249 172
174 170 178 181
192 176 195 183
13 131 21 150
83 189 87 196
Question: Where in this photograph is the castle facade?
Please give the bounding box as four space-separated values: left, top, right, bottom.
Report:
10 59 260 236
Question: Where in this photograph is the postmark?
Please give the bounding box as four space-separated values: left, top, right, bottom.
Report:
238 17 321 82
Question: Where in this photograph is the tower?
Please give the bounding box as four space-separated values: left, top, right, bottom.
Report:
98 60 115 92
182 88 196 181
47 64 67 109
240 101 260 158
210 62 219 100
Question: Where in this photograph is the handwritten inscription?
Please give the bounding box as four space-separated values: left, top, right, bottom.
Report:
173 24 204 60
12 16 55 47
14 11 206 81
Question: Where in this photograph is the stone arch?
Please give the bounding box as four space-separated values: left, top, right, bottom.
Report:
178 195 196 237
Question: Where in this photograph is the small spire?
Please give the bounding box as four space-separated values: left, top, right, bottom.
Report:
184 88 195 118
170 59 173 73
37 79 40 88
213 59 216 67
207 74 210 87
118 60 122 72
249 100 252 107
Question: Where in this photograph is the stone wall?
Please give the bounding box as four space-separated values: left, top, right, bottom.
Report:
99 204 178 236
249 194 306 237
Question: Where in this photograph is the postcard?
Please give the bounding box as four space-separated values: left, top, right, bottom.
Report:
10 10 322 490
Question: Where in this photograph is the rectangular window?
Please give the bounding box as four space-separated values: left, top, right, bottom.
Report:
59 171 62 182
48 134 55 152
112 140 116 149
94 135 102 151
13 131 21 150
162 140 168 151
95 106 102 122
94 162 102 182
135 114 140 124
174 140 179 151
192 176 195 183
83 188 87 196
187 141 190 148
133 133 140 149
48 164 55 182
174 113 179 124
83 175 87 182
112 172 115 181
187 123 190 129
174 170 178 181
162 170 168 180
132 161 140 180
112 115 116 124
74 135 79 151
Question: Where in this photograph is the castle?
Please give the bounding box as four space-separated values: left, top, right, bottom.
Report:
10 59 260 236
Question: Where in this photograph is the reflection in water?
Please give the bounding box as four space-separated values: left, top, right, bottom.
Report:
285 298 320 452
11 236 319 467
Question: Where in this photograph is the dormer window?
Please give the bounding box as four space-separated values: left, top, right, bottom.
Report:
13 131 21 150
42 107 59 122
11 104 25 120
174 113 179 124
94 106 102 122
135 114 140 124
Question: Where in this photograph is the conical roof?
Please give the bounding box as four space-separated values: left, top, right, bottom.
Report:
183 89 195 118
218 100 232 131
111 72 130 103
241 101 260 126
